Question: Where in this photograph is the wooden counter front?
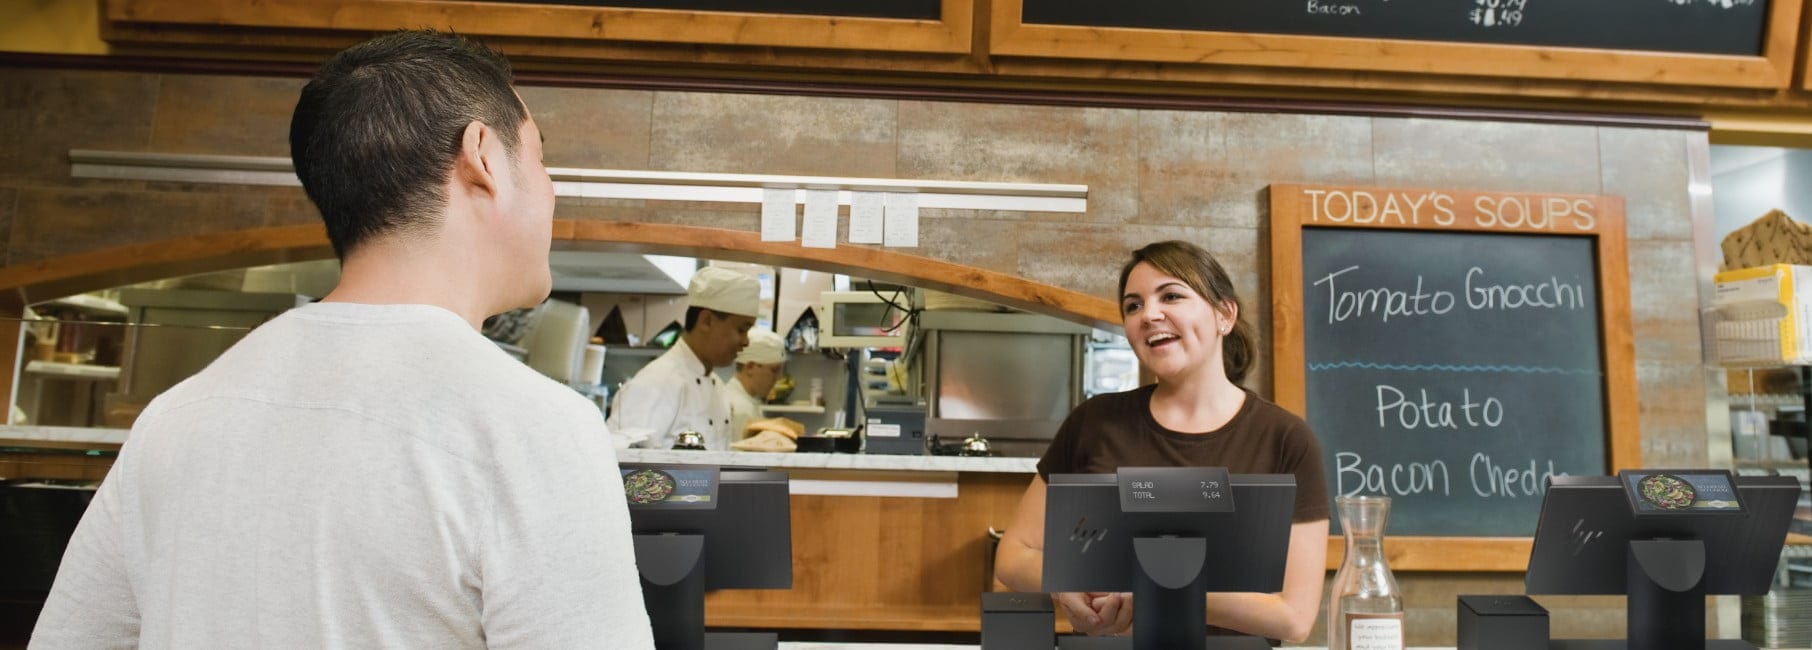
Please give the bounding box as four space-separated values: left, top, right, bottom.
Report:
703 470 1030 632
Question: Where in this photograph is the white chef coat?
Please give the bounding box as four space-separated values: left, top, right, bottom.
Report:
719 376 764 443
608 339 732 451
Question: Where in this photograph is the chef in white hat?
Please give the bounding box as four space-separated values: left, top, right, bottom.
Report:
719 328 787 442
608 266 760 450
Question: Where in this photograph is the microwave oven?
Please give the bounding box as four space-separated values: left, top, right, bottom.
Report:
818 290 911 348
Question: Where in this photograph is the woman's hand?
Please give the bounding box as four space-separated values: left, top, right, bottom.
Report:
1053 592 1133 636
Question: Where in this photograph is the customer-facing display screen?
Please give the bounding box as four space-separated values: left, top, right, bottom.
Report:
1619 469 1743 515
620 466 719 510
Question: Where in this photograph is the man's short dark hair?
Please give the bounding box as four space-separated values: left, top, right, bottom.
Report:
289 30 528 258
684 306 710 331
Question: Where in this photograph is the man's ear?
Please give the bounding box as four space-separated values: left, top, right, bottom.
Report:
453 120 498 198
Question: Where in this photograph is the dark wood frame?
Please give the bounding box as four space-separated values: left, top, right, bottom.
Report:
990 0 1803 89
104 0 975 55
1267 184 1639 571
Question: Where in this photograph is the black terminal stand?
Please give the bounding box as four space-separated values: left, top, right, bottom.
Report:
1058 536 1271 650
1131 536 1209 650
1626 539 1706 650
634 534 778 650
1551 538 1755 649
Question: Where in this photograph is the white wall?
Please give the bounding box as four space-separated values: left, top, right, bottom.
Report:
1711 145 1812 239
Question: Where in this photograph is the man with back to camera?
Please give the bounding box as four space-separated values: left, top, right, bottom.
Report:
608 267 759 451
30 30 654 649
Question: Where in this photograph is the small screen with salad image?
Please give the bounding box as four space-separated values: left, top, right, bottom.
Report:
620 466 720 509
1618 469 1743 515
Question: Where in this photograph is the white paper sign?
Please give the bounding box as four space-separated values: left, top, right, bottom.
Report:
848 191 884 244
1347 616 1403 650
801 189 838 249
760 188 797 242
884 192 920 248
866 422 901 438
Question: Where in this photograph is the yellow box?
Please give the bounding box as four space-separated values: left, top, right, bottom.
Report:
1713 264 1812 366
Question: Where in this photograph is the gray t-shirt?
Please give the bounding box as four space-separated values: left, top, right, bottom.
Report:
31 302 653 649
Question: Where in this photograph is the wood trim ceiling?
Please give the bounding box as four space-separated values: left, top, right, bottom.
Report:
0 222 1122 330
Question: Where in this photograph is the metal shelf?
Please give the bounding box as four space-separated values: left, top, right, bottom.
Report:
23 361 120 381
762 404 826 414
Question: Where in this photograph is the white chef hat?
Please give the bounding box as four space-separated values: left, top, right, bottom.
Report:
736 328 787 365
688 267 761 318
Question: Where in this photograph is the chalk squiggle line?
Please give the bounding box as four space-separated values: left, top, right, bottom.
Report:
1308 361 1600 375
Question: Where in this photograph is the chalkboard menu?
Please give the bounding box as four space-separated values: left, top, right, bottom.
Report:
1269 184 1639 541
1303 228 1604 535
1023 0 1768 56
477 0 940 20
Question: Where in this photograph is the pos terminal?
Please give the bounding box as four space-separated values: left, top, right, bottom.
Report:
622 465 793 650
1033 468 1297 650
1522 470 1801 650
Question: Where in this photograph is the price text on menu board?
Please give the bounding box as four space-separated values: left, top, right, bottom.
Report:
1278 185 1619 536
1022 0 1767 56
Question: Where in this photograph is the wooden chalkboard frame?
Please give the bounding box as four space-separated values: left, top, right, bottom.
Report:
1802 7 1812 90
1267 184 1638 572
103 0 975 55
991 0 1803 90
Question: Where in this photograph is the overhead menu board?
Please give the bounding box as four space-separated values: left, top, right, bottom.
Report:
1022 0 1769 56
1269 184 1639 540
476 0 941 19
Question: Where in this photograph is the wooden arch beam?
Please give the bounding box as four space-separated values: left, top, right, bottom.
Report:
0 221 1121 328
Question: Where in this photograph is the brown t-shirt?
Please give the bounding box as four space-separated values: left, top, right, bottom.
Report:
1038 385 1331 523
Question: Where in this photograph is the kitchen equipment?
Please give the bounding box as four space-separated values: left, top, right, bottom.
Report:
863 403 927 455
672 430 706 450
919 310 1088 457
959 433 993 457
796 428 860 454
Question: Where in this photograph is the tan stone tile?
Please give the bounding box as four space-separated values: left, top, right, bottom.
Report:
1139 111 1373 229
0 69 158 180
1599 128 1694 241
897 101 1139 223
0 187 14 266
649 92 895 177
1012 223 1251 303
1372 118 1603 195
1627 240 1702 364
9 187 266 263
267 195 323 228
916 217 1019 277
1637 360 1710 467
151 75 302 157
519 86 652 169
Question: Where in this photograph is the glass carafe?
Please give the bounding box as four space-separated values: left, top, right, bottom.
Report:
1326 496 1403 650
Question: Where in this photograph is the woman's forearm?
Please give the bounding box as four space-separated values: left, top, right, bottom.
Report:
1204 593 1316 643
993 541 1043 593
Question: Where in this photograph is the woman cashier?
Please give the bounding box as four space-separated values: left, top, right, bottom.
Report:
992 240 1331 643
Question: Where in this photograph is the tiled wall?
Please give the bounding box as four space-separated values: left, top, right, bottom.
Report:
0 66 1710 644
